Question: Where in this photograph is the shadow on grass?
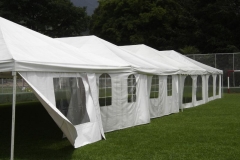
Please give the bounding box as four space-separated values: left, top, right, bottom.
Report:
0 102 74 160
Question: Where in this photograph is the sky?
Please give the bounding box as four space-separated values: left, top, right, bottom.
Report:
71 0 99 15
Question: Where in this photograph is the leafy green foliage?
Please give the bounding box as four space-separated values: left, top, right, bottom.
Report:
0 0 90 37
90 0 189 50
180 46 201 54
90 0 240 53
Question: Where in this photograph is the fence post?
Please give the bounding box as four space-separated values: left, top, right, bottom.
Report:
233 53 235 87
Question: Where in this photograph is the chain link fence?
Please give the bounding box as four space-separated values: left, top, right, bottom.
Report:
186 53 240 93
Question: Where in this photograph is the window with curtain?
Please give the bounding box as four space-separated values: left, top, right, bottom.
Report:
128 74 136 103
150 75 159 99
167 75 172 96
99 73 112 107
53 77 90 125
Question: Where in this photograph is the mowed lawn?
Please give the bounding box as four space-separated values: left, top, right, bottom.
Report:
0 94 240 160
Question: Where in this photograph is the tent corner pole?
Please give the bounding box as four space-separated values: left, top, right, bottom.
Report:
10 71 17 160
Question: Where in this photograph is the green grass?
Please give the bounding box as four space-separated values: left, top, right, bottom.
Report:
1 94 240 160
223 87 240 93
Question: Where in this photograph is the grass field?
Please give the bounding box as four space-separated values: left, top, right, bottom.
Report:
0 94 240 160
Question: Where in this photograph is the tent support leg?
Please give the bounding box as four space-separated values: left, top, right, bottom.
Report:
10 72 17 160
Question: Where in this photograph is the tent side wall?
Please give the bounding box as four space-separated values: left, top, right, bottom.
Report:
148 75 179 118
180 74 222 109
19 71 105 148
96 73 150 132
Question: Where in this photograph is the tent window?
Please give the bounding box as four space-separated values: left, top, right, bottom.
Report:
150 75 159 99
196 76 203 101
167 75 172 96
128 74 136 103
53 77 90 125
99 73 112 107
183 76 192 104
208 75 213 97
216 75 219 95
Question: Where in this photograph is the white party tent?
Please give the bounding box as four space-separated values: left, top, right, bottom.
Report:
0 16 223 160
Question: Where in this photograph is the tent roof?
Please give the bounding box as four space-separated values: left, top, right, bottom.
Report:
120 44 207 75
0 17 131 73
56 36 180 75
158 50 223 74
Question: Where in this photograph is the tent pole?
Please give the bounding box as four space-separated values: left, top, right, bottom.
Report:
180 74 183 112
10 71 17 160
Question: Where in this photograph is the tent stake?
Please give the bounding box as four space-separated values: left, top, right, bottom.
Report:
10 72 17 160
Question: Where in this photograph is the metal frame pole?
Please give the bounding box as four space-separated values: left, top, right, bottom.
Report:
233 54 235 87
10 71 17 160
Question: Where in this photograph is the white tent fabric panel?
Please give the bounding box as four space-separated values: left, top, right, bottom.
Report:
120 45 207 75
56 36 180 75
56 36 131 66
165 75 179 115
148 75 179 118
96 73 150 132
158 50 223 74
215 75 222 99
191 76 197 106
87 73 105 138
207 75 215 102
19 72 104 148
0 17 131 73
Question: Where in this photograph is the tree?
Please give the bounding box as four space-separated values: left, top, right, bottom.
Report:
90 0 194 51
0 0 90 37
178 0 240 53
90 0 240 53
179 46 201 54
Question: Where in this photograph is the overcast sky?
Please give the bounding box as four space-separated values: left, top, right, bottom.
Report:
71 0 99 15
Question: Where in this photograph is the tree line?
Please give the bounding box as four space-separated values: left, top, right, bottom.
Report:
1 0 239 54
0 0 89 37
